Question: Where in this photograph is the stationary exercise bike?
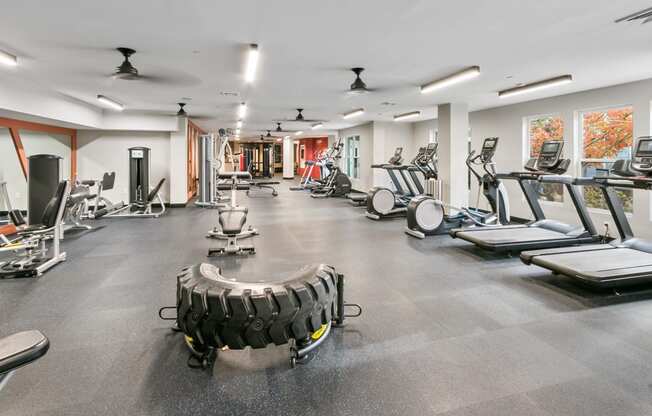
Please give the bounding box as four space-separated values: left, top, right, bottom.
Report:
405 138 510 239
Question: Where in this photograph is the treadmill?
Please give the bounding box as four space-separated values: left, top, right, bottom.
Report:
521 137 652 289
450 140 599 252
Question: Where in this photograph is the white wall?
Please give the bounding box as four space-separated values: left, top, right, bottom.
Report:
77 130 172 204
411 119 438 157
468 78 652 238
0 128 71 211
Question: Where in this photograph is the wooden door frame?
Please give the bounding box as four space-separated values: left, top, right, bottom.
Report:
186 120 205 200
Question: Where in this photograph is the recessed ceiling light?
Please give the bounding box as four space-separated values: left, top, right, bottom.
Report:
276 138 282 142
295 131 304 136
420 66 481 94
238 102 247 118
0 49 17 66
498 75 573 99
244 43 259 83
343 108 364 119
380 102 396 106
394 111 421 121
236 120 243 128
97 95 124 111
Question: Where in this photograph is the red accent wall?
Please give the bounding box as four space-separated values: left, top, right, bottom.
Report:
297 137 328 179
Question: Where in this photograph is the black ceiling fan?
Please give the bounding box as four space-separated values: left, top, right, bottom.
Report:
176 103 187 116
348 67 374 94
277 109 324 123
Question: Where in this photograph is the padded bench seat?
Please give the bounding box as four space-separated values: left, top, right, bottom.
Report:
218 207 248 235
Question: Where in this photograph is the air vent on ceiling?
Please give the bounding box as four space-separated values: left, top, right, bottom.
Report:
220 91 239 96
615 7 652 24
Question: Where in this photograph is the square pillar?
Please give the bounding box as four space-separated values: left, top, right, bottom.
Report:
437 103 469 208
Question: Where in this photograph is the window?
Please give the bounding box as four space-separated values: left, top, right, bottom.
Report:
527 115 564 202
580 106 633 212
346 136 360 179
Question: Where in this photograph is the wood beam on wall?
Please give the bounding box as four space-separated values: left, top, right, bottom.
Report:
8 127 28 178
0 117 78 180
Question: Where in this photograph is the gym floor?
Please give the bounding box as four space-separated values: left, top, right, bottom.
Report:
2 182 652 416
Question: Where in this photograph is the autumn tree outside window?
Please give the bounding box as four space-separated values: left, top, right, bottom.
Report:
527 115 564 202
580 106 633 213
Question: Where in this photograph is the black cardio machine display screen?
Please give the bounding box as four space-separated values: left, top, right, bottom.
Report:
482 138 498 151
541 142 561 155
395 147 403 156
636 139 652 155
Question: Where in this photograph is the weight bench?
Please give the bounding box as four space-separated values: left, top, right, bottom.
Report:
0 330 49 392
207 172 257 256
247 180 279 197
104 178 166 218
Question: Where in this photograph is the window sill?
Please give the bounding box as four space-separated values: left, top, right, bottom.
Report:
588 207 633 218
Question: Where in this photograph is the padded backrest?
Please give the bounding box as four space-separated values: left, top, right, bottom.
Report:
146 178 166 203
102 172 116 190
41 181 68 228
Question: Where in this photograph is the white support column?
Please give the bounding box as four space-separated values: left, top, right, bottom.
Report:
437 103 469 209
372 122 387 187
283 136 294 179
169 116 188 204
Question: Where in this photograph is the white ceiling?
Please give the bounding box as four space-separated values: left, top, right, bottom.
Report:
1 0 651 136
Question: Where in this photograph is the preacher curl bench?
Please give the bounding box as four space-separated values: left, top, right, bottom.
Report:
207 172 258 256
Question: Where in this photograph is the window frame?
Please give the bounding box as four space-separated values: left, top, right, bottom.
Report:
576 104 634 214
345 135 360 180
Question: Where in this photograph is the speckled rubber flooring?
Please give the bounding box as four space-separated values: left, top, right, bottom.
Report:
3 181 652 416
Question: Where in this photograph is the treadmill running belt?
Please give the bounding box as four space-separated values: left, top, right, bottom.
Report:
531 248 652 287
455 227 572 245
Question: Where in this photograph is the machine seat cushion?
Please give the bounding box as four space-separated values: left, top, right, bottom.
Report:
0 330 49 375
219 209 247 235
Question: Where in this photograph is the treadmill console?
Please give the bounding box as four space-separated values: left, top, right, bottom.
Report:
536 140 564 171
480 137 499 162
423 143 438 162
388 147 404 165
632 137 652 173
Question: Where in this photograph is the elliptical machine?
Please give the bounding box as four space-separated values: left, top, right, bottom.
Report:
405 138 510 239
365 147 424 220
311 138 352 198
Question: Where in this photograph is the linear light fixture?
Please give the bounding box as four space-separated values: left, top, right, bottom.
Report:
311 123 323 129
342 108 364 119
236 120 243 128
498 75 573 99
245 44 259 83
420 66 481 94
615 7 652 23
238 102 247 118
97 95 124 111
295 131 304 136
0 49 17 66
394 111 421 122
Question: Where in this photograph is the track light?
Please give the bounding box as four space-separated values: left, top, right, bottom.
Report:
498 75 573 99
97 95 124 111
238 102 247 118
236 120 243 128
342 108 364 119
393 111 421 122
311 123 323 130
295 131 304 136
244 44 259 83
420 66 480 94
0 49 17 66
